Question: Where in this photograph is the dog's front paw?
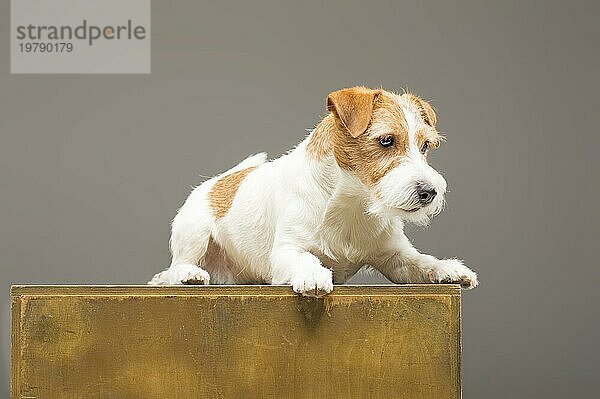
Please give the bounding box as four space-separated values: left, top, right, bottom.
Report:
291 267 334 297
148 264 210 285
427 259 478 289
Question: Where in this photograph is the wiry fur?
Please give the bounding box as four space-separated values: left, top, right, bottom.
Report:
148 87 478 296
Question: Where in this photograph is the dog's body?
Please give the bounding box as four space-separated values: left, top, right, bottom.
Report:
149 87 478 295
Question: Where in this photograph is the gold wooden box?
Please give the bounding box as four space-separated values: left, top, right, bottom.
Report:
11 285 462 399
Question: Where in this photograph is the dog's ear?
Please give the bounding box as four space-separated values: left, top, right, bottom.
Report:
327 87 380 138
406 94 437 127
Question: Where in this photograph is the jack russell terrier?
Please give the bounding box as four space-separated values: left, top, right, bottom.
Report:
149 86 478 296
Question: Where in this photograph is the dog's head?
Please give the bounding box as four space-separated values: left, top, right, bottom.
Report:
324 86 447 224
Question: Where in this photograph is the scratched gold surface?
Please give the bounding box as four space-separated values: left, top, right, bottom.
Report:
11 285 461 399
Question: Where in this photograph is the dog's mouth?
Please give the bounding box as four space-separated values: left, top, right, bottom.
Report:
376 190 442 217
402 206 421 213
399 202 428 213
399 202 439 215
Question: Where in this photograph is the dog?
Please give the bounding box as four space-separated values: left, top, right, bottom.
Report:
148 86 478 296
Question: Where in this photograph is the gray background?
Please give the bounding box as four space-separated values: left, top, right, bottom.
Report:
1 1 598 397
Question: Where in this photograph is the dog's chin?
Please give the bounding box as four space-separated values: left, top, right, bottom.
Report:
367 192 445 225
367 201 434 226
397 207 432 226
391 200 444 225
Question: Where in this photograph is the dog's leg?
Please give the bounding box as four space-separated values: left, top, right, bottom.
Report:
148 200 212 285
271 247 333 297
373 234 478 289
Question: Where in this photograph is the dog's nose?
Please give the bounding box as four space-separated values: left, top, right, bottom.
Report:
416 184 437 205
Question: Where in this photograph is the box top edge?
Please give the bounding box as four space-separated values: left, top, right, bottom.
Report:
10 284 461 296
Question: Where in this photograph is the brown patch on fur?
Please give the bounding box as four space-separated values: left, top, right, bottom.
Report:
306 114 336 160
326 90 410 186
209 167 256 219
405 93 437 126
415 126 444 155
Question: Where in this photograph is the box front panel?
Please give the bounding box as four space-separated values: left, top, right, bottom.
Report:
12 285 461 399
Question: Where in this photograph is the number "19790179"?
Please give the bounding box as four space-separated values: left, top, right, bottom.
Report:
19 42 73 53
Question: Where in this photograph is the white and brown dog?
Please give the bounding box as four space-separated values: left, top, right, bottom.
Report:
149 86 478 296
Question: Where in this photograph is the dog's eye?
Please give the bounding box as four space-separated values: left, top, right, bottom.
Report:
420 141 430 154
378 135 394 148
